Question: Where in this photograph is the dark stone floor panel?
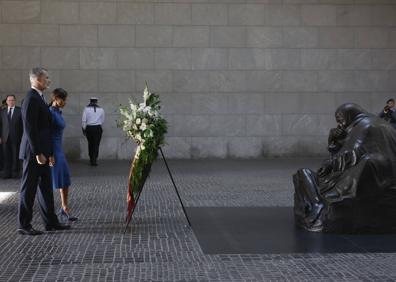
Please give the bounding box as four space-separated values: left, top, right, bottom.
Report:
188 207 396 254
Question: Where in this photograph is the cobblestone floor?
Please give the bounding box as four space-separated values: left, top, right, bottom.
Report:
1 159 396 282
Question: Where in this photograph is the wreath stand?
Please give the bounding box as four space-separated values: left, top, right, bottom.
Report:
124 147 191 233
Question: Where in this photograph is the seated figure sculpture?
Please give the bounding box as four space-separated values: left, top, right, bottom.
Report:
293 103 396 233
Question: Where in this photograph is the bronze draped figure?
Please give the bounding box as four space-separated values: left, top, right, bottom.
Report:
293 103 396 233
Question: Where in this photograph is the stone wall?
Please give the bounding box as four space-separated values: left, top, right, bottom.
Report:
0 0 395 159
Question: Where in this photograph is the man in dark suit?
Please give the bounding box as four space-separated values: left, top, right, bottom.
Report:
0 98 6 172
18 67 70 235
0 95 23 178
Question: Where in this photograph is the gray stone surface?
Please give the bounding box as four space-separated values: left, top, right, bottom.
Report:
98 70 135 93
266 5 301 26
173 26 210 48
2 47 40 69
246 27 283 48
0 0 394 159
154 4 191 25
42 48 80 69
2 1 40 23
80 3 117 25
117 3 154 25
60 25 98 47
59 70 98 93
301 5 337 26
173 71 210 93
229 48 267 70
192 48 228 70
210 26 246 48
21 24 59 46
98 25 135 48
283 27 318 48
228 4 266 26
2 160 396 281
135 71 173 93
192 4 228 26
41 1 79 24
0 24 21 46
135 26 172 47
80 48 117 70
117 48 154 70
318 27 355 48
155 48 191 70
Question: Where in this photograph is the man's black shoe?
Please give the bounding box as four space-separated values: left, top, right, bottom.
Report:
45 223 71 231
17 227 43 236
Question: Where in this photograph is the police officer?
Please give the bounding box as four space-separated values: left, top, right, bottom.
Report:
82 97 105 166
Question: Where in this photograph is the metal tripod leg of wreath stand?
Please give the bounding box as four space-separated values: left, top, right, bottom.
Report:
159 147 191 227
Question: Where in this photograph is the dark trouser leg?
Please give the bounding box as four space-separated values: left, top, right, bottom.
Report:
0 143 3 171
18 159 59 229
8 140 20 176
86 126 102 164
86 128 94 163
86 127 95 163
3 141 12 177
12 144 20 175
18 159 39 229
92 127 102 161
36 164 59 227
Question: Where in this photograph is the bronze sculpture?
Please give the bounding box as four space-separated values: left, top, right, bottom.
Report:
293 103 396 233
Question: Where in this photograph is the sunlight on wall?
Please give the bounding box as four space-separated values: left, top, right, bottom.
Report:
0 192 16 203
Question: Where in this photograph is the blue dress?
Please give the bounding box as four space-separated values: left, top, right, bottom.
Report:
50 106 71 189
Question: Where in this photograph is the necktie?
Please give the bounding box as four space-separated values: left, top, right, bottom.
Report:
8 108 12 121
40 94 46 104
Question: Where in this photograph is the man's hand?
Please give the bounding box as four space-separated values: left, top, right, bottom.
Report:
36 154 47 165
49 156 55 167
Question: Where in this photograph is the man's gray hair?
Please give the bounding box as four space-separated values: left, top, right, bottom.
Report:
29 67 48 79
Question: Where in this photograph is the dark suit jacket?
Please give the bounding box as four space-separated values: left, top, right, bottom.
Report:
19 89 53 160
0 106 23 144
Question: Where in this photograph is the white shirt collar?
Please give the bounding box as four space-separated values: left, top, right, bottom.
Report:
31 86 43 96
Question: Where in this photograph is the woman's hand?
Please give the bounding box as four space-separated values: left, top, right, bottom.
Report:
49 156 55 167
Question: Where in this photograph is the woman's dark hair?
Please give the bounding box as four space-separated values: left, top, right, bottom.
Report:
50 88 68 106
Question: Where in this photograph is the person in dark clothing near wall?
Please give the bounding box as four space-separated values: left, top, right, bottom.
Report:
379 98 396 128
0 98 6 173
82 97 105 166
0 95 23 178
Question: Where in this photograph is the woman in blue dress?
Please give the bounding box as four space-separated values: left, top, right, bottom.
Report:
49 88 77 221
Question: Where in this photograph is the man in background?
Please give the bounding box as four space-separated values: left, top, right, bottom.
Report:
379 98 396 128
0 95 23 178
0 98 6 172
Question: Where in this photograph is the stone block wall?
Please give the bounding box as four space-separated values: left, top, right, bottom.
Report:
0 0 395 159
